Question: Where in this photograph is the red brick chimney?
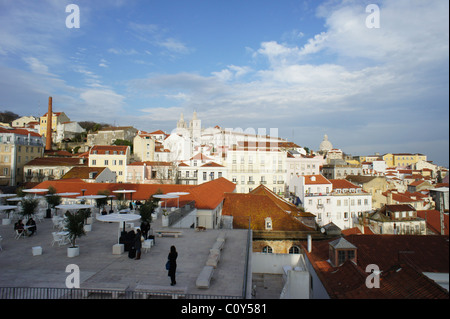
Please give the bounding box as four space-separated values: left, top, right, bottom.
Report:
45 96 52 151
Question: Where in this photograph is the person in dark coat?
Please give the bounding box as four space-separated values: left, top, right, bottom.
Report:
26 218 36 236
140 220 150 240
167 245 178 286
134 229 142 260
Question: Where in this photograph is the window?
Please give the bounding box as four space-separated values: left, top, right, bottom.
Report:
262 246 273 254
289 246 300 254
104 160 109 165
338 251 346 265
203 172 207 181
265 217 272 230
92 160 97 165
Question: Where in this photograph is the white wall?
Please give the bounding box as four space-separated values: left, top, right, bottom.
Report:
252 253 301 274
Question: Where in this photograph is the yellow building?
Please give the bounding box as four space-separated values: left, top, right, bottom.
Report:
39 112 70 137
88 145 130 183
133 131 156 162
0 127 44 186
383 153 427 168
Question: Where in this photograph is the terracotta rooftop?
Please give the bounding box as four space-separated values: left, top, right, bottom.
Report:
62 167 107 180
303 175 331 185
24 157 87 167
32 177 235 211
417 210 449 235
329 179 364 190
223 185 314 231
90 145 129 155
0 127 41 137
303 235 449 299
201 162 224 168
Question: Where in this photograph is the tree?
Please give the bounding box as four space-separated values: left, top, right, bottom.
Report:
95 190 110 209
46 186 61 209
65 210 86 248
0 111 19 124
20 197 39 219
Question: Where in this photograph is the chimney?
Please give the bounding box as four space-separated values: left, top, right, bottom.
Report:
45 96 53 151
307 234 312 253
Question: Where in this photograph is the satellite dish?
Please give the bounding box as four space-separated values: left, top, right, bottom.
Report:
320 227 325 234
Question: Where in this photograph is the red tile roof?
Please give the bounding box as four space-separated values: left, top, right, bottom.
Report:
417 210 449 235
0 127 41 137
303 175 331 185
190 153 212 161
24 157 87 167
201 162 224 168
329 179 362 190
32 177 235 210
223 185 314 231
62 167 107 179
90 145 129 155
303 235 449 299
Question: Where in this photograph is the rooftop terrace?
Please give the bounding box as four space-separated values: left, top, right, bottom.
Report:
0 211 250 299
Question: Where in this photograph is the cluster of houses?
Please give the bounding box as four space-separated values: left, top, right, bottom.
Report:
1 108 449 299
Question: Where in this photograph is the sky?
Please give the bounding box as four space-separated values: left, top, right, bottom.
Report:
0 0 448 167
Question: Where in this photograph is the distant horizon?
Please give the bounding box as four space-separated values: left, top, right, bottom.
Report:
1 0 448 167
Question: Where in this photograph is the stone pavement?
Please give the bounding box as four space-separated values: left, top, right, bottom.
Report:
0 213 249 298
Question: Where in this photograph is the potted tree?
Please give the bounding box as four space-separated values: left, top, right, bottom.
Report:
20 196 39 220
45 186 61 218
65 210 86 257
79 208 93 232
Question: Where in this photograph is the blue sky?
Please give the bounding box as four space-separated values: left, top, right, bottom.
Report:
0 0 448 166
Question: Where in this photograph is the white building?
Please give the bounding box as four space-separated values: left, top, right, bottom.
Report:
298 175 372 230
177 153 227 185
225 142 287 195
55 121 85 143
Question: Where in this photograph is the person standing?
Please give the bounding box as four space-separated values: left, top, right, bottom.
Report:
134 229 142 260
140 220 150 240
167 245 178 286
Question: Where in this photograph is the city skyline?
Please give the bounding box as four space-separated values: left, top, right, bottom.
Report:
0 0 448 166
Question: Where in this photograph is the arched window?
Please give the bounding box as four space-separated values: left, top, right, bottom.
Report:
289 246 300 254
262 246 273 254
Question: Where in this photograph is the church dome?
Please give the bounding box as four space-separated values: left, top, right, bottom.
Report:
319 134 333 152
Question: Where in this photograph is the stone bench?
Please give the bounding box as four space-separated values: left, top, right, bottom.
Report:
80 282 129 299
196 265 214 289
134 283 187 299
206 250 220 268
211 240 224 252
216 232 227 242
155 230 183 238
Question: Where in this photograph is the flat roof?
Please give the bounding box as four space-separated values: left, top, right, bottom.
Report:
0 212 249 298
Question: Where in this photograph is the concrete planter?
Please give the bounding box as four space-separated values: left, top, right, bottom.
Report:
162 215 169 227
67 246 80 258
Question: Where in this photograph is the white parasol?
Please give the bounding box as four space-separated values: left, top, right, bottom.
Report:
152 194 179 209
166 192 190 208
96 213 141 243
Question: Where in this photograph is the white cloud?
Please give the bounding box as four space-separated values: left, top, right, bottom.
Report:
22 57 55 76
79 89 125 115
